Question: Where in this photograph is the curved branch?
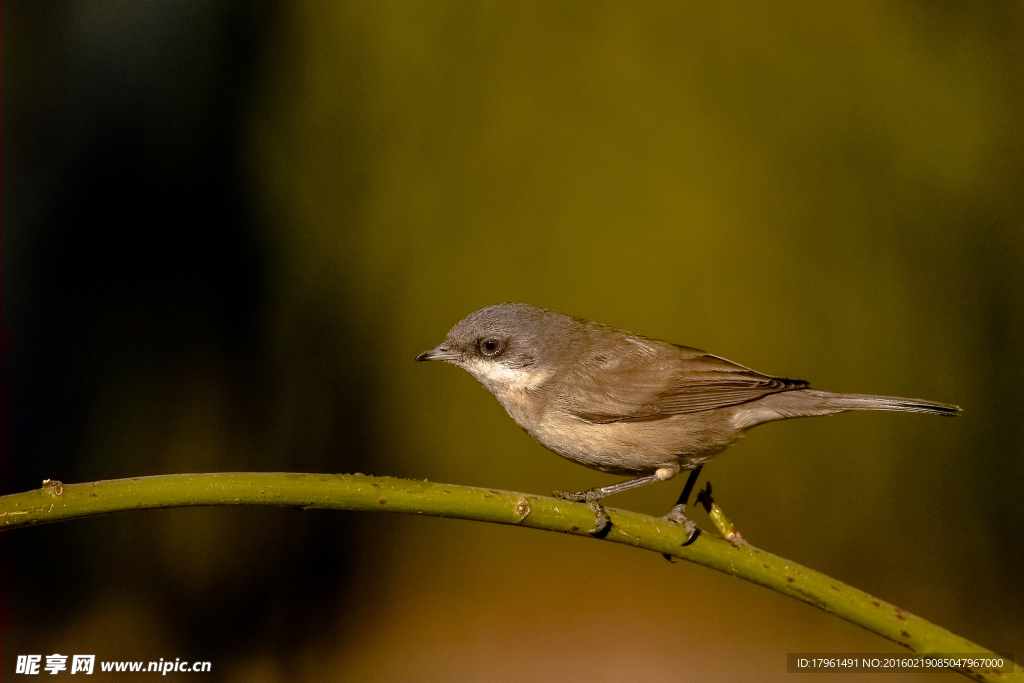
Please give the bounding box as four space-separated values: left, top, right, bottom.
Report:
0 473 1016 682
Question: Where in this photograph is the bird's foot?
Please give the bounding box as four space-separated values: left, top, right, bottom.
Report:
554 488 602 503
663 504 700 545
554 489 611 536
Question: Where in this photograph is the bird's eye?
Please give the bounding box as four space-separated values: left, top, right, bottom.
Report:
478 338 503 357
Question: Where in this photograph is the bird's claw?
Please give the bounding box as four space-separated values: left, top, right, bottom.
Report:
554 489 602 503
664 503 700 545
555 489 611 536
585 500 611 536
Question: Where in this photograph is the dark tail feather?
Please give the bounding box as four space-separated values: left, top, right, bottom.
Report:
796 389 961 417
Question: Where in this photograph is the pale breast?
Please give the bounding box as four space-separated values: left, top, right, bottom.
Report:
528 408 739 476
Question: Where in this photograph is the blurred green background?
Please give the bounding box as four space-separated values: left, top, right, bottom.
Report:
3 1 1021 681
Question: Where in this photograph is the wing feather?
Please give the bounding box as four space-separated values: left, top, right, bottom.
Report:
562 336 807 424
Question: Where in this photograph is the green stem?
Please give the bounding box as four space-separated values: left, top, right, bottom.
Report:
1 473 1016 682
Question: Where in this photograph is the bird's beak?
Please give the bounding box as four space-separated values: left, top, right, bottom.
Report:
415 345 460 362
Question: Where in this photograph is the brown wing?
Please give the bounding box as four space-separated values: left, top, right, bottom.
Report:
562 335 807 424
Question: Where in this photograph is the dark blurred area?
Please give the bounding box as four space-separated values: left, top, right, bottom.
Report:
2 2 1021 681
3 0 372 674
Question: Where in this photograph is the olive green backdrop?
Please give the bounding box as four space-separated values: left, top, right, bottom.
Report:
4 2 1021 681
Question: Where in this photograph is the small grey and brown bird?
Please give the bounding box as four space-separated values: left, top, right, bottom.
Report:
416 303 959 536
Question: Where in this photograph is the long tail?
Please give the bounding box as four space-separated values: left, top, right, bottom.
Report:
762 388 961 419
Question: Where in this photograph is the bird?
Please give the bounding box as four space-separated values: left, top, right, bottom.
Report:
415 303 960 536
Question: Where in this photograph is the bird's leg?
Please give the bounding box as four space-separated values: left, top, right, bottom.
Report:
555 468 677 536
664 465 703 543
696 482 744 543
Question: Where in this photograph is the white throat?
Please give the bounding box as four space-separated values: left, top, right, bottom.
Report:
462 358 551 395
